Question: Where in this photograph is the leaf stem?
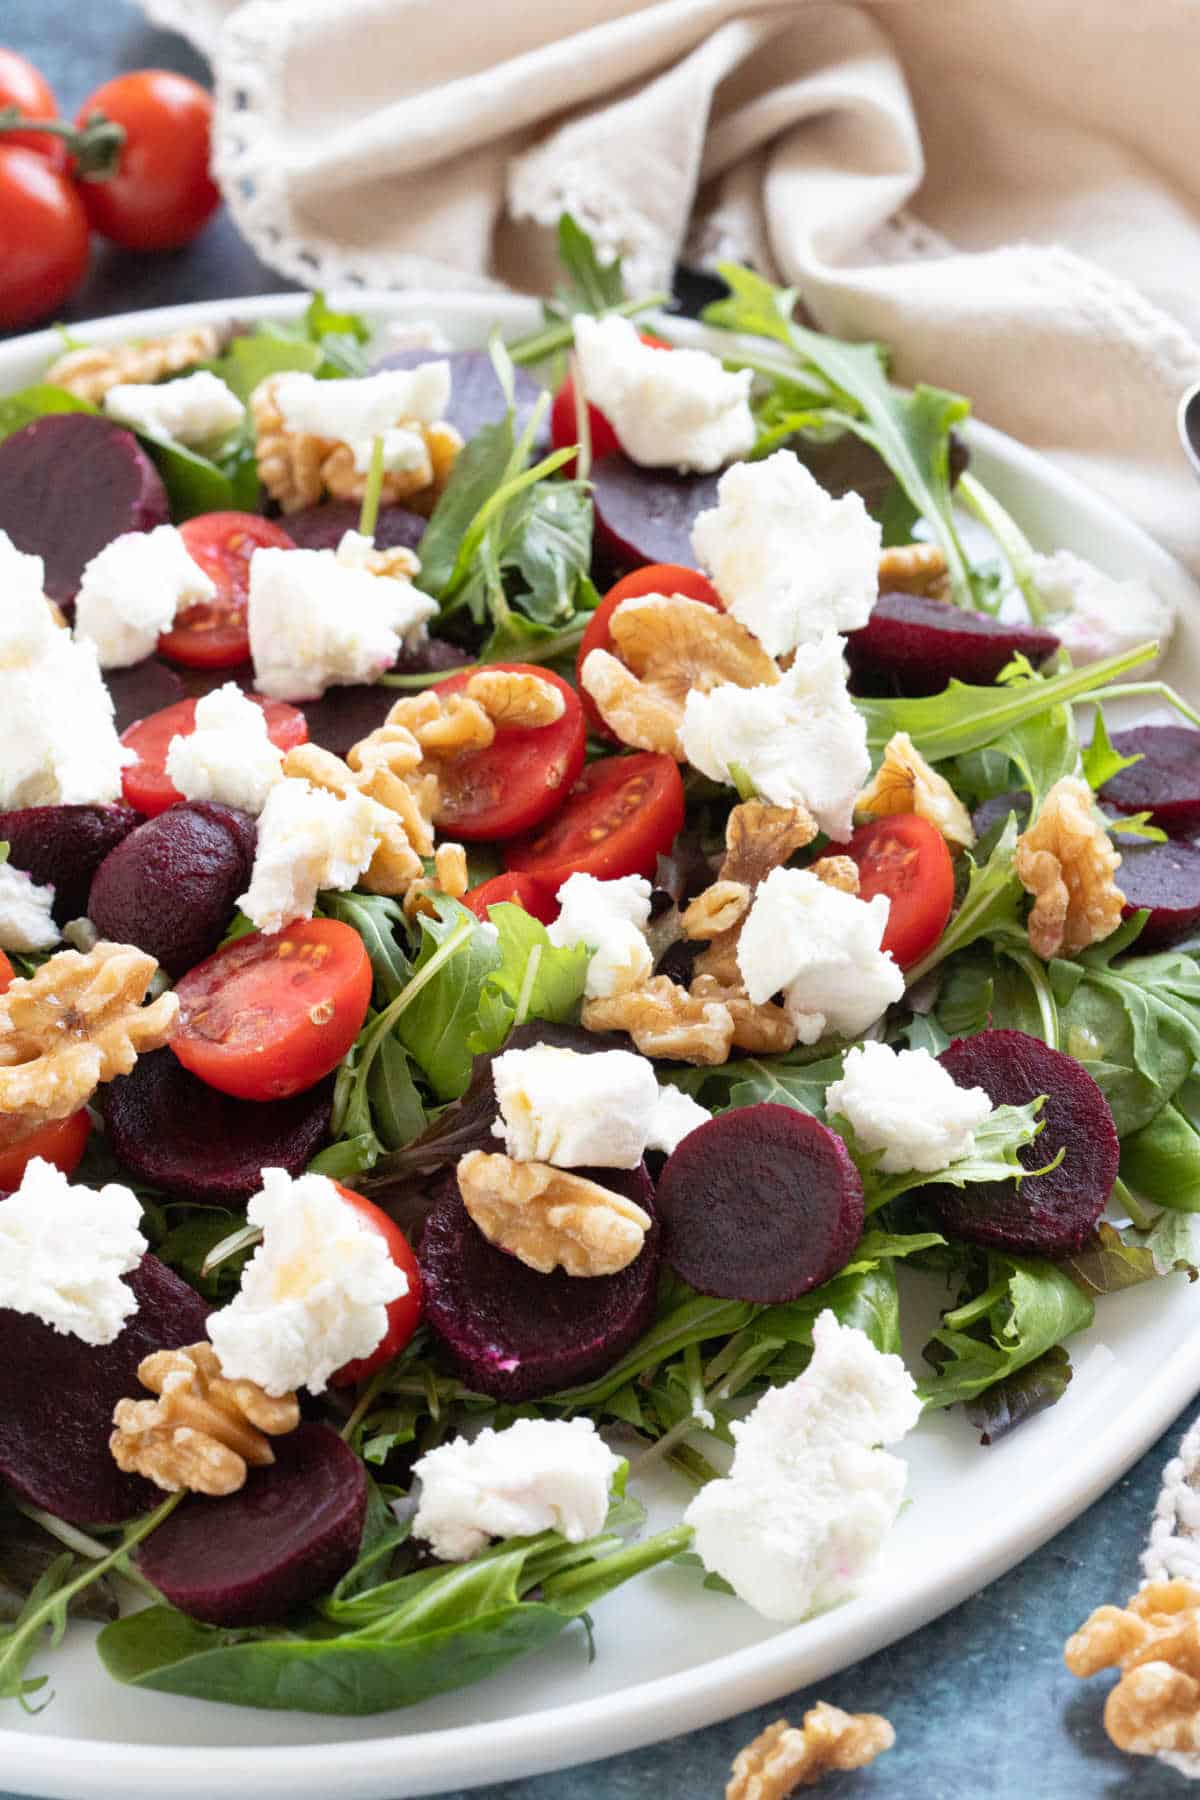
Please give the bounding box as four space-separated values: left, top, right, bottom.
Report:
357 435 386 540
507 294 670 368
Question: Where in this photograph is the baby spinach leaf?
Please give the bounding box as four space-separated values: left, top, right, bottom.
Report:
416 416 514 598
0 382 93 442
1119 1089 1200 1212
919 1251 1093 1412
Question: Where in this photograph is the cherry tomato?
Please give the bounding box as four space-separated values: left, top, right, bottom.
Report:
0 146 89 330
846 814 955 970
0 50 66 169
550 333 669 476
329 1183 423 1386
462 870 558 926
158 514 295 670
0 951 12 994
120 693 307 817
171 918 372 1102
506 751 684 887
0 1109 91 1192
576 562 722 737
75 71 219 251
431 663 586 842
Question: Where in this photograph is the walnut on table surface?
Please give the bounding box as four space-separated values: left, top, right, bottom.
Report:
251 373 461 514
1015 775 1125 959
111 1341 300 1498
456 1150 652 1278
727 1705 895 1797
45 323 229 404
1066 1579 1200 1756
856 730 975 849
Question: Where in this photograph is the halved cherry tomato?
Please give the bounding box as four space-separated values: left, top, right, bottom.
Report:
549 332 670 476
120 693 308 817
159 514 295 670
846 814 955 970
576 562 723 737
0 951 12 994
330 1182 423 1386
0 50 67 170
75 71 219 251
0 145 90 330
462 869 558 926
0 1109 91 1192
171 918 372 1102
506 751 684 888
431 663 586 842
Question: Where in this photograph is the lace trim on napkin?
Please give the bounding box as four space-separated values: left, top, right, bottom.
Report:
1141 1410 1200 1776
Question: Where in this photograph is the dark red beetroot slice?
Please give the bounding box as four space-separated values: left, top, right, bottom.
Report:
0 1253 209 1525
971 790 1032 840
282 499 426 556
103 657 186 736
591 455 720 567
105 1050 333 1204
0 804 140 922
0 414 169 605
135 1422 366 1626
845 592 1061 698
88 802 256 979
654 1103 863 1305
419 1164 659 1402
1114 839 1200 950
300 642 471 758
926 1030 1119 1255
373 347 548 449
1101 727 1200 838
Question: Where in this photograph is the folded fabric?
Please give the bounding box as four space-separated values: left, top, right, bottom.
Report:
142 0 1200 575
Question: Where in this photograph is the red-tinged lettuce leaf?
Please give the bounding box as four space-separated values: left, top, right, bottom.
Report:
963 1344 1073 1445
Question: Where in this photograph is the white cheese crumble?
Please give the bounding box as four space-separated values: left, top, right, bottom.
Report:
0 533 130 809
206 1168 408 1396
737 866 904 1046
490 1044 659 1169
411 1417 620 1563
680 633 869 840
273 364 451 474
247 543 437 701
0 1158 147 1346
571 314 756 475
547 872 654 999
74 525 217 670
239 777 391 934
647 1081 710 1154
165 682 285 816
685 1309 920 1621
1033 549 1176 671
691 451 881 657
825 1040 994 1174
0 862 59 952
103 371 245 448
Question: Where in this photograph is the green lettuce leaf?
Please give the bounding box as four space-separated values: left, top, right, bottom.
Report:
394 899 503 1100
467 902 589 1055
919 1251 1093 1411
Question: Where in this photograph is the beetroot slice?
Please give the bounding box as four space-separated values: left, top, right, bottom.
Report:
103 657 187 736
0 414 169 605
591 456 720 567
925 1030 1119 1255
845 592 1061 697
300 643 471 758
654 1103 864 1304
1101 727 1200 837
88 802 255 978
372 347 547 449
0 804 140 922
105 1050 333 1204
1115 839 1200 950
419 1165 659 1401
0 1254 209 1526
135 1422 366 1626
282 500 426 556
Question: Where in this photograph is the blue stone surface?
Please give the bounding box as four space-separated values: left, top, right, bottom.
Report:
2 4 1198 1793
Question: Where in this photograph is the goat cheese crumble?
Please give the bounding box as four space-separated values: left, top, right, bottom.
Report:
0 1158 147 1346
207 1168 409 1396
165 682 286 816
74 525 217 670
572 314 756 475
103 371 245 448
548 872 654 999
691 451 881 657
0 861 59 952
411 1417 621 1562
489 1043 708 1168
239 777 391 934
737 866 904 1046
273 364 451 474
646 1080 710 1154
685 1310 920 1620
680 633 869 840
825 1041 995 1174
1033 549 1176 671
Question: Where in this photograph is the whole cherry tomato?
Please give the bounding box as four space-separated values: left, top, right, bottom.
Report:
0 49 66 169
0 146 90 329
75 71 219 251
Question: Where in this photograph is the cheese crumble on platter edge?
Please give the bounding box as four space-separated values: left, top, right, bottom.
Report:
2 224 1200 1800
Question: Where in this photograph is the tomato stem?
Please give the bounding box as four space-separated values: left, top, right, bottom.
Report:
0 105 124 179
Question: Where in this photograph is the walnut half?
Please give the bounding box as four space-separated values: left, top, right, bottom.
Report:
583 975 735 1064
856 730 975 849
46 324 227 404
727 1705 895 1797
111 1342 300 1498
1066 1579 1200 1757
457 1151 652 1277
1015 776 1124 958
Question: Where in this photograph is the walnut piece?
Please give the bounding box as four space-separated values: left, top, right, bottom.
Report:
681 880 751 941
856 730 975 849
110 1341 300 1498
811 854 860 894
877 541 949 599
457 1151 652 1278
727 1705 895 1798
46 324 227 404
581 595 778 757
403 841 470 919
355 542 421 583
251 374 461 515
384 690 495 758
1015 776 1124 958
0 943 178 1147
465 669 565 729
719 800 818 889
583 974 734 1064
282 743 427 893
691 973 797 1053
1066 1580 1200 1756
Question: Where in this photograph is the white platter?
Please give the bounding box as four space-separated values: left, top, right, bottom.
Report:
3 292 1200 1800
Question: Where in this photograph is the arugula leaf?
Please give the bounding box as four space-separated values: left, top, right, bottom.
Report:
467 903 589 1055
665 1051 846 1117
394 899 503 1100
962 1345 1073 1444
1082 709 1142 790
319 893 411 1005
367 1036 427 1152
301 293 371 376
546 213 626 320
849 1099 1050 1217
905 816 1024 985
415 417 514 598
919 1251 1093 1411
0 1503 118 1629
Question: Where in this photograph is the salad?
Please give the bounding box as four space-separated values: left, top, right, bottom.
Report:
1 218 1199 1719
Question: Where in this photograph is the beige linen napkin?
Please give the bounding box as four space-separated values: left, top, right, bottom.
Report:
143 0 1200 575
